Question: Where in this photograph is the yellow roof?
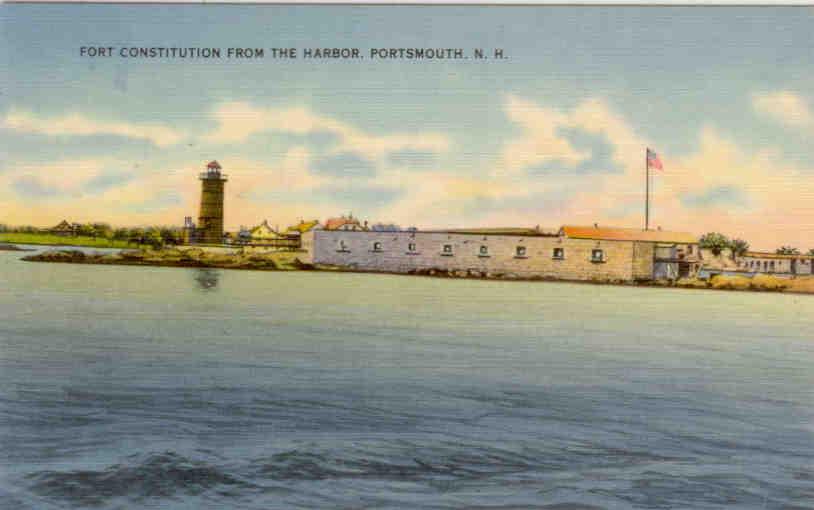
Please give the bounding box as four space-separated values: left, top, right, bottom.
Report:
285 220 320 234
560 225 697 244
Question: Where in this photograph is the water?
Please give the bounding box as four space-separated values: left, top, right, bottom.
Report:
1 248 813 509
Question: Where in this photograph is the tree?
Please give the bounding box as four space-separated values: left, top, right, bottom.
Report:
159 227 181 246
112 228 130 241
729 238 749 259
699 232 730 256
776 246 800 255
92 222 113 240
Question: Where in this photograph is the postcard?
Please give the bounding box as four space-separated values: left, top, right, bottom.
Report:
1 3 813 509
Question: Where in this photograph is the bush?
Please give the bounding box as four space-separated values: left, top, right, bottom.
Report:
710 275 751 290
751 274 788 291
700 232 730 256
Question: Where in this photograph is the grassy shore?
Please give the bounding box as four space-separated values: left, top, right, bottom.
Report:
0 232 140 249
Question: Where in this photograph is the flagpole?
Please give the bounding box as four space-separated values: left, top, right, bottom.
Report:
645 148 650 231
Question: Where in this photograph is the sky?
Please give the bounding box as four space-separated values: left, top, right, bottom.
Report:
1 5 813 250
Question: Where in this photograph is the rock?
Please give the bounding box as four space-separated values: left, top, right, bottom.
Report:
120 250 147 260
23 250 87 263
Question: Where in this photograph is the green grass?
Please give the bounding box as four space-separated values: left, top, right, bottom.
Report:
0 232 141 249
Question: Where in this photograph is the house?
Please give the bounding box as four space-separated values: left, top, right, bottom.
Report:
249 220 284 241
51 220 77 237
283 219 320 238
323 215 367 231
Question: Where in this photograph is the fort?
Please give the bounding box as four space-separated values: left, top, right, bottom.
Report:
302 226 700 283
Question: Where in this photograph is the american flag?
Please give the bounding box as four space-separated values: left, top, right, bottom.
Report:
647 148 663 171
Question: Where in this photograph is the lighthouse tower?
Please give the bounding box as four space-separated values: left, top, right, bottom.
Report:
197 160 228 244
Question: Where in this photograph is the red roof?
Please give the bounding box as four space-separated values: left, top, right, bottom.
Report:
560 225 697 244
207 160 221 170
324 216 362 230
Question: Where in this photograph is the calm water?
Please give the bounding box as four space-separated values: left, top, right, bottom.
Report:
1 248 813 509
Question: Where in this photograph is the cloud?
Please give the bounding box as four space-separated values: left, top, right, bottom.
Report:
203 102 450 162
501 95 643 179
1 110 184 147
387 149 438 169
84 171 136 193
12 176 63 198
527 127 622 175
680 185 749 209
752 90 814 128
312 152 376 178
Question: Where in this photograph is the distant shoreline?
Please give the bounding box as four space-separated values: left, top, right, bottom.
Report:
18 247 814 295
0 243 35 252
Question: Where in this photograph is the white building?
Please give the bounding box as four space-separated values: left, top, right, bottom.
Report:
738 252 814 275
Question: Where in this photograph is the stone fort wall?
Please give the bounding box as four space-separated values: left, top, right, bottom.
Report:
304 230 654 282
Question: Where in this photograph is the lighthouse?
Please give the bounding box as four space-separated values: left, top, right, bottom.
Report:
197 160 227 244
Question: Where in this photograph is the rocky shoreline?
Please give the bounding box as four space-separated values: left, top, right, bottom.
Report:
21 248 314 271
20 247 812 293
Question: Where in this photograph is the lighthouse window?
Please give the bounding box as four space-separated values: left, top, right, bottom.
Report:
515 246 527 258
552 247 564 260
407 242 417 253
591 249 605 262
479 245 489 257
372 241 382 252
336 239 350 253
441 244 453 256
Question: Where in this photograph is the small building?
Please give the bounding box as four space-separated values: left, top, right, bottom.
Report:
249 220 283 242
323 215 367 231
370 223 401 232
181 216 196 244
51 220 77 237
738 251 814 275
283 219 320 238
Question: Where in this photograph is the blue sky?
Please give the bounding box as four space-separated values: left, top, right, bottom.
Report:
2 5 814 249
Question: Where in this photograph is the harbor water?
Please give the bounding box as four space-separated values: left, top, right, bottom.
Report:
1 248 813 509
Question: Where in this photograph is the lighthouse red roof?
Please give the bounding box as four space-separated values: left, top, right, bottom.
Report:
206 160 221 170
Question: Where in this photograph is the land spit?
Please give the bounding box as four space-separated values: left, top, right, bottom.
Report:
20 247 814 294
21 248 314 271
0 243 35 251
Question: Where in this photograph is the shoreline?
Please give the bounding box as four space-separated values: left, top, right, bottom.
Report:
18 247 813 295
